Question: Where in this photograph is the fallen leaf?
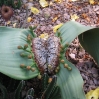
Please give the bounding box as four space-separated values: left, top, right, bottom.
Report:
69 0 78 2
89 0 95 4
7 21 11 25
86 90 94 99
27 17 32 22
48 78 52 83
52 17 58 22
31 7 39 14
49 1 53 6
81 13 90 22
13 23 17 28
53 23 63 33
71 14 79 21
39 0 48 7
54 0 62 3
39 33 49 40
86 17 90 22
86 87 99 99
81 13 87 19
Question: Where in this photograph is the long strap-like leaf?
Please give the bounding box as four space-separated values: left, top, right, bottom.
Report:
14 80 25 99
43 76 57 99
27 88 34 97
0 82 9 99
42 73 49 92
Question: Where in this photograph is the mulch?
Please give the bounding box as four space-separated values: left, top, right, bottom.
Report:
0 0 99 94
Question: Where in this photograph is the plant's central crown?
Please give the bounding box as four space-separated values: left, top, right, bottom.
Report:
32 34 60 73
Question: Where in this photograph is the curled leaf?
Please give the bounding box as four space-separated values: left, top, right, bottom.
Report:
31 7 39 14
53 23 63 33
39 0 48 7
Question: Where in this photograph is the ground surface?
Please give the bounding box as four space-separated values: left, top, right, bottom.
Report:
0 0 99 95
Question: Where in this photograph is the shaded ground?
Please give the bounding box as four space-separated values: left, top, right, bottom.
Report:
0 0 99 94
66 39 99 93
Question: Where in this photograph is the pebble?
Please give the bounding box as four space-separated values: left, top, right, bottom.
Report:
27 2 33 9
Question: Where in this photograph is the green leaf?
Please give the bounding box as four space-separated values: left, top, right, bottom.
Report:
42 73 49 92
78 28 99 65
0 27 39 80
56 21 93 46
25 95 33 99
27 88 34 96
44 76 57 99
48 86 61 99
56 21 96 99
57 56 85 99
15 80 25 99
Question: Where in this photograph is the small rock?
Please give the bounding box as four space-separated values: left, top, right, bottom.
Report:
93 78 98 85
22 0 27 3
69 53 75 59
94 7 99 11
90 85 97 90
93 74 98 78
96 11 99 14
40 26 46 31
88 69 92 74
27 3 33 9
15 16 20 20
17 10 20 13
91 67 98 74
90 80 94 85
78 49 85 56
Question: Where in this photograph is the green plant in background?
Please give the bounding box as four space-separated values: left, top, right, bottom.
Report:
0 73 61 99
0 0 22 9
41 73 61 99
0 21 99 99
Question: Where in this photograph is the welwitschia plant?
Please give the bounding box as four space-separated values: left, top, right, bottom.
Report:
0 21 99 99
